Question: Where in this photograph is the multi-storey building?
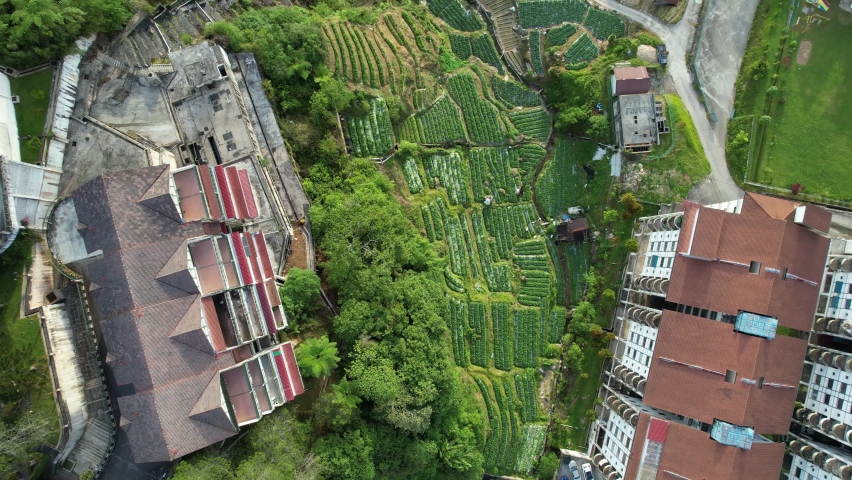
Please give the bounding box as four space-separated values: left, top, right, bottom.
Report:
587 192 852 480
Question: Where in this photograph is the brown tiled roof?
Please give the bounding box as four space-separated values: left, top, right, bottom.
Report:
668 204 829 330
71 166 245 463
740 192 799 221
613 66 651 96
614 66 649 81
802 204 832 233
624 412 785 480
643 311 806 434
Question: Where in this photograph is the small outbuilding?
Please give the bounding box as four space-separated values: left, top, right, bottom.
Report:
557 217 589 242
612 66 650 97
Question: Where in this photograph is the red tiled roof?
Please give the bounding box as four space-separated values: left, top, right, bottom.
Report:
669 204 829 330
643 311 807 434
255 234 274 279
237 169 259 219
197 165 222 220
282 342 305 395
647 418 668 443
214 166 235 219
227 167 248 219
625 413 785 480
740 192 799 221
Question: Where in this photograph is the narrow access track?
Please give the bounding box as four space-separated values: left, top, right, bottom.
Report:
589 0 744 204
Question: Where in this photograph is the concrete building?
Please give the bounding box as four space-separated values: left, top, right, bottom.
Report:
611 66 650 97
613 94 668 154
587 192 852 480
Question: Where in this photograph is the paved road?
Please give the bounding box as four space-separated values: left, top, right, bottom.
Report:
589 0 744 204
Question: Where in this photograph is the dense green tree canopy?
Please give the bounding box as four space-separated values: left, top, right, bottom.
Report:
296 335 340 379
280 267 321 324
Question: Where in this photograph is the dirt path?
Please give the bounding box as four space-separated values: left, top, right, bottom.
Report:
797 40 813 65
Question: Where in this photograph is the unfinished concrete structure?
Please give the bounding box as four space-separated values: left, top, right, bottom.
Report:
613 93 669 154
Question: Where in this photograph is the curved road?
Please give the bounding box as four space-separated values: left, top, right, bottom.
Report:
589 0 744 203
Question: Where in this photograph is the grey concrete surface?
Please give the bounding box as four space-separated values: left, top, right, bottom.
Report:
88 72 180 146
589 0 744 204
556 450 603 480
694 0 760 145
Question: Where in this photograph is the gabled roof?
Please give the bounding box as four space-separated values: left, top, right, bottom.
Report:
70 166 289 463
624 412 785 480
668 203 829 330
642 311 806 434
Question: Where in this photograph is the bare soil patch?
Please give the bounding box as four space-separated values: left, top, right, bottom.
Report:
797 40 813 65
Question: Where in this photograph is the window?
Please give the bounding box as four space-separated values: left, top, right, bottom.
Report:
725 370 738 383
811 389 818 400
825 393 832 404
841 383 847 395
838 399 845 410
836 281 845 294
827 378 835 390
749 261 762 274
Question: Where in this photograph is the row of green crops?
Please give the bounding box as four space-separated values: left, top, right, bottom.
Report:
513 253 551 272
351 26 385 87
427 0 484 31
514 308 540 368
459 212 482 279
502 379 523 472
529 30 545 75
469 301 488 366
492 77 540 108
427 198 446 241
514 145 548 201
471 34 504 73
548 306 567 343
518 269 550 306
471 211 511 291
443 204 470 276
447 74 505 145
509 107 551 142
330 23 364 86
514 372 538 422
513 239 546 255
583 8 625 39
423 151 470 205
475 378 502 470
469 147 521 204
492 378 517 469
400 11 428 52
397 96 468 145
347 98 394 157
546 238 566 306
515 425 546 473
449 296 469 366
564 240 591 302
546 22 577 46
403 157 424 193
484 203 538 258
422 205 436 241
534 136 584 218
564 33 598 67
518 0 587 28
492 302 512 370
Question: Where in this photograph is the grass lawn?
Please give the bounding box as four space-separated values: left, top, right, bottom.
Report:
8 69 53 165
758 7 852 199
631 94 710 203
0 234 60 463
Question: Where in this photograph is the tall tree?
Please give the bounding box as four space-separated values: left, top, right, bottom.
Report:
296 336 340 379
279 267 321 325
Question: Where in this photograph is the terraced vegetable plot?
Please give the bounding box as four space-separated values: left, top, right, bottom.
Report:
529 30 545 75
401 96 468 144
514 372 538 422
471 211 511 291
475 378 502 469
471 34 504 73
484 204 537 259
403 158 424 193
564 33 598 67
450 33 472 59
564 240 591 302
546 22 577 46
427 0 484 31
423 151 469 205
449 297 469 366
492 302 513 370
468 302 488 366
444 209 470 276
548 306 567 343
509 108 551 142
469 148 519 204
515 425 546 473
518 0 587 28
535 136 584 218
347 98 395 157
583 8 625 39
513 308 540 368
546 238 567 306
447 74 505 145
492 78 540 108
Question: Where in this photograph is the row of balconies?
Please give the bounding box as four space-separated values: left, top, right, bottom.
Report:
807 347 852 372
814 316 852 339
637 214 683 235
629 276 670 296
789 437 852 479
624 305 662 329
611 364 647 393
590 451 622 480
605 395 641 427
